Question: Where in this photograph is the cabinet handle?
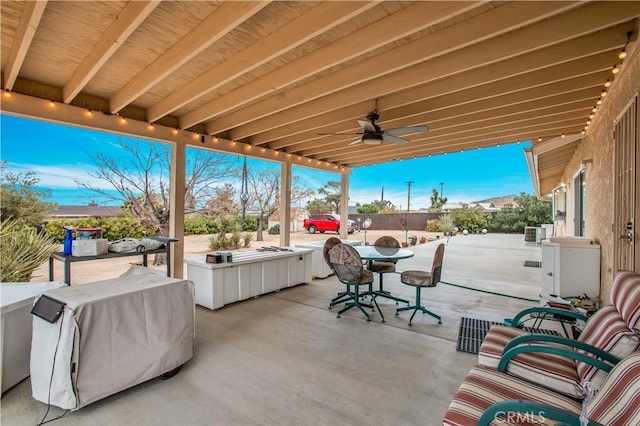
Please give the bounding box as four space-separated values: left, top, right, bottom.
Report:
546 272 553 276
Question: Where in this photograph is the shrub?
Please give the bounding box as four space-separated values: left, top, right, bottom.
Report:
491 193 552 233
184 216 218 235
1 219 58 282
217 216 237 234
450 207 491 233
268 224 280 235
230 230 242 248
241 232 253 247
43 217 148 242
236 215 258 232
438 214 455 235
425 219 440 232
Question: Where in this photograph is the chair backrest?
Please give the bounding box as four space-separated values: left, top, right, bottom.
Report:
328 243 364 284
576 270 640 390
587 351 640 425
430 243 446 285
374 236 400 265
610 270 640 330
323 237 342 267
374 236 400 249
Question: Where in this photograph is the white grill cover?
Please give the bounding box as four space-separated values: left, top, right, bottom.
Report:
30 267 195 410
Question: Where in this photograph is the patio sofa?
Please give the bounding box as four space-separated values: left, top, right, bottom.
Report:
477 270 640 398
443 351 640 425
443 270 640 425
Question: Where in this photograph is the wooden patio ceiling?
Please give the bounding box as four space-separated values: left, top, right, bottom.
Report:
1 1 639 174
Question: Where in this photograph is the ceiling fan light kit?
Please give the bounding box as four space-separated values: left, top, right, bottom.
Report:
329 110 429 147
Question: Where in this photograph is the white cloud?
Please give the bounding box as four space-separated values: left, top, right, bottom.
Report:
6 162 117 190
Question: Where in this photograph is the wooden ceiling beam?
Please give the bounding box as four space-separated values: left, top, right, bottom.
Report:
223 9 635 140
180 1 485 130
3 0 47 90
279 98 593 155
273 64 609 152
211 1 585 137
147 1 380 123
333 121 586 167
251 52 612 147
289 77 602 155
310 113 588 162
109 1 268 114
250 101 375 146
62 1 160 104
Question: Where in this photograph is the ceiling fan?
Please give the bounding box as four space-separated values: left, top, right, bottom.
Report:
320 110 429 146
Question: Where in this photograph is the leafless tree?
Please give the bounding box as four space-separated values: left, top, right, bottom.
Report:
246 166 313 241
78 139 235 262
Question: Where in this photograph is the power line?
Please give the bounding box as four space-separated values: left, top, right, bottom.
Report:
405 180 414 212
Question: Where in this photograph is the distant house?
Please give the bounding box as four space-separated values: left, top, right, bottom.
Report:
50 202 121 219
441 195 518 213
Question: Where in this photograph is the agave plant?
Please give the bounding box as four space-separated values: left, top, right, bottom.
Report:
0 219 58 282
438 214 455 236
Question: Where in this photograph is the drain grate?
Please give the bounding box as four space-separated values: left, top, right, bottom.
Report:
524 260 542 268
457 317 560 354
456 318 500 354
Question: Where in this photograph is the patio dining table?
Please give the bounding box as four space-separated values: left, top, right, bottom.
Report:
354 245 415 304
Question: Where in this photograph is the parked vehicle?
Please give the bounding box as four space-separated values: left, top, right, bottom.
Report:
303 214 356 234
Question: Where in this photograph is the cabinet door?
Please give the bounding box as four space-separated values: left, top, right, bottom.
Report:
222 267 240 304
263 260 279 293
288 253 312 285
541 244 555 296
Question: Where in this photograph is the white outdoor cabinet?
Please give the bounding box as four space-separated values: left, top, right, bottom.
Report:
541 237 601 298
185 248 313 310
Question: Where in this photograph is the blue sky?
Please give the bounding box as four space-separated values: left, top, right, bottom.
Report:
1 114 533 209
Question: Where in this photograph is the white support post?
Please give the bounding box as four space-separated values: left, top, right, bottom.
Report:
339 172 349 240
280 161 292 247
169 140 186 278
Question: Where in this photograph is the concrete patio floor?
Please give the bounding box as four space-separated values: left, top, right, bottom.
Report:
2 233 544 425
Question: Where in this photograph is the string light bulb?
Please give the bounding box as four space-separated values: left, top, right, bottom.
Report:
604 79 612 88
612 65 620 74
619 30 632 59
601 89 608 97
596 98 603 105
171 128 178 135
3 89 12 98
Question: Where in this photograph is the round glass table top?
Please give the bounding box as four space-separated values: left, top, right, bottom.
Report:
354 245 415 261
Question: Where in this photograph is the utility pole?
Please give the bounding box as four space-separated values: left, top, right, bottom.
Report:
405 181 414 212
440 182 444 199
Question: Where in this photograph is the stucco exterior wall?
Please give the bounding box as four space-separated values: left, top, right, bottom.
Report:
559 32 639 304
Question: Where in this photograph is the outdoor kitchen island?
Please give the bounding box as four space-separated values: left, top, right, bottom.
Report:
185 248 313 310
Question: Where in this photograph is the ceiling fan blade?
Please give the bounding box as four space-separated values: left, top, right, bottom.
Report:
385 125 429 136
348 138 363 146
382 134 409 145
358 120 377 133
318 132 362 136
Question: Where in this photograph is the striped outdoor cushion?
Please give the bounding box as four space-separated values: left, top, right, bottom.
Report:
444 353 640 426
478 325 529 368
477 271 640 397
443 364 582 426
610 270 640 330
587 352 640 426
575 306 640 391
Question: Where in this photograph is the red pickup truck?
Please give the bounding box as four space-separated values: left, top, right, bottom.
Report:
303 214 357 234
